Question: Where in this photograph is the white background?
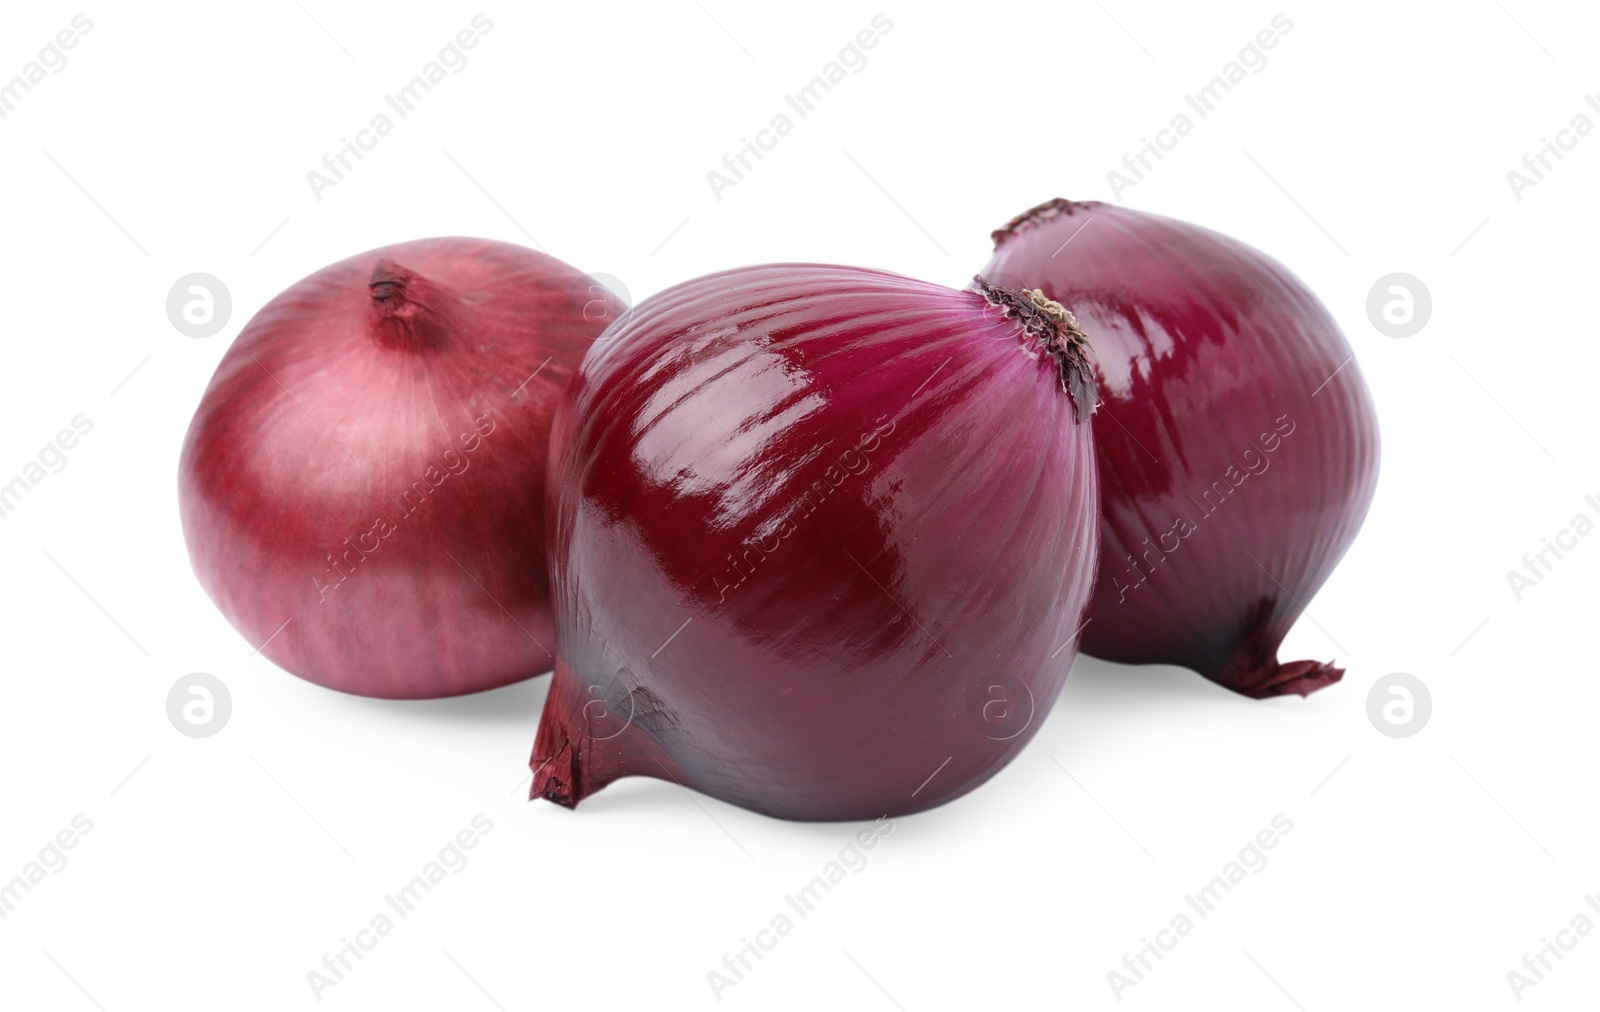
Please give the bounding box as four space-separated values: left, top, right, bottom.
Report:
1 1 1596 1009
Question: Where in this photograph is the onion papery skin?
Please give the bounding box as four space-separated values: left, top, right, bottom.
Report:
984 200 1379 698
180 238 621 699
530 263 1100 821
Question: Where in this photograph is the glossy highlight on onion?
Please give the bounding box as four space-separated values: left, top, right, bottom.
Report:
984 199 1379 698
530 264 1100 820
179 238 623 698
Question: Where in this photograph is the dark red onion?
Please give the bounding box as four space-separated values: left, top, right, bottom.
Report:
530 264 1100 820
983 199 1379 698
179 238 621 698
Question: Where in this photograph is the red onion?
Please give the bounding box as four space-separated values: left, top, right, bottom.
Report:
530 264 1100 820
983 199 1379 698
179 238 620 698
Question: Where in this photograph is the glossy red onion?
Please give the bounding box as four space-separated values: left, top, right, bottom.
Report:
983 199 1379 698
530 264 1100 820
180 238 622 698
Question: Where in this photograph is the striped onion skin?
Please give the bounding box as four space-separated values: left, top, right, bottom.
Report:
531 264 1099 821
984 200 1379 698
179 239 616 698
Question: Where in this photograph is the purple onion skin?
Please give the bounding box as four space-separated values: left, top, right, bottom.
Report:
531 264 1100 821
180 238 621 699
984 200 1379 699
